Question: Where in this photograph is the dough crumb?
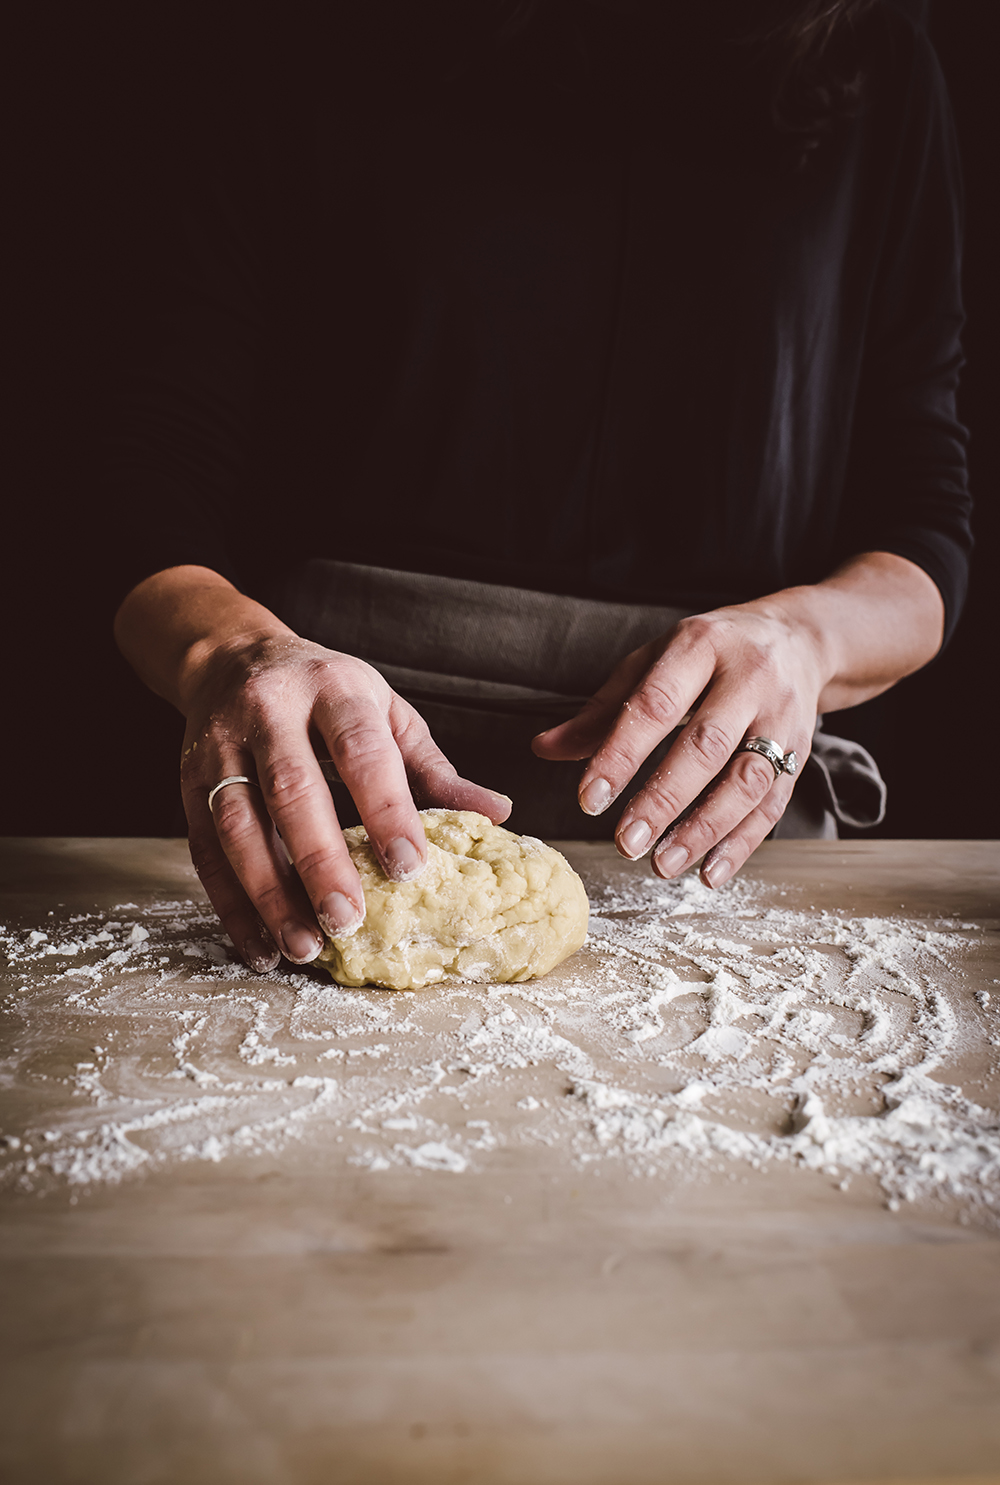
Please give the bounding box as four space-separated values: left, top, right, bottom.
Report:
317 809 589 990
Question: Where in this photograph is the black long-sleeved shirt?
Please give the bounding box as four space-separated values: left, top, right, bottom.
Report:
103 2 972 642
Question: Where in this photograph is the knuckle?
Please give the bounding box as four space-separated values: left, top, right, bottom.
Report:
598 738 644 784
677 799 731 852
248 878 293 922
676 613 729 649
188 842 236 896
630 683 682 732
675 614 709 641
259 756 318 811
241 669 282 711
684 719 735 770
743 636 773 668
392 705 433 751
636 775 684 822
330 719 394 771
210 795 261 848
291 843 348 884
766 682 797 716
340 656 384 691
319 664 386 714
732 753 776 799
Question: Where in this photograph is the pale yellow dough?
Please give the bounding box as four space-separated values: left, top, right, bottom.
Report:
317 809 589 990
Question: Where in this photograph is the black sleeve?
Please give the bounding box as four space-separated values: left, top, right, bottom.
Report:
98 28 277 612
837 22 972 644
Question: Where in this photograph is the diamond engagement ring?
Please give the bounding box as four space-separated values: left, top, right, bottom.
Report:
207 776 260 814
738 737 799 781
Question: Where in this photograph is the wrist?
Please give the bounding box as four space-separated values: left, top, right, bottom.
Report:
745 584 841 696
176 624 293 716
114 566 295 714
744 553 945 713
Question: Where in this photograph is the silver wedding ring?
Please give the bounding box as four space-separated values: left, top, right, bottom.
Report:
207 775 260 814
738 736 799 781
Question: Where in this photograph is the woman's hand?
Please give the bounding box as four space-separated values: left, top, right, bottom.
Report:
534 604 824 889
179 635 511 971
115 567 510 972
532 553 945 888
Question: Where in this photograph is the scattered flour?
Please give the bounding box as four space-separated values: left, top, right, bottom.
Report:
1 868 998 1222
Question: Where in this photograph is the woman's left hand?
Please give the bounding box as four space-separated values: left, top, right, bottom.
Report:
531 556 944 888
533 601 823 887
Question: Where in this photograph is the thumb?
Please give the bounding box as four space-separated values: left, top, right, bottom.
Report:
532 647 655 761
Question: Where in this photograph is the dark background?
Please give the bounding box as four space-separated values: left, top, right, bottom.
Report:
5 2 997 841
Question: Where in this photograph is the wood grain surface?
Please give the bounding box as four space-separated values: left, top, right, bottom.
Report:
1 837 999 1485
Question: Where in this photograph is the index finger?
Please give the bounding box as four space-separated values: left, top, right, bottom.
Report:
612 687 759 859
576 631 714 819
313 689 431 884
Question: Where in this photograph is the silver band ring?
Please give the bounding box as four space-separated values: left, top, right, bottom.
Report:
207 775 260 815
738 737 799 781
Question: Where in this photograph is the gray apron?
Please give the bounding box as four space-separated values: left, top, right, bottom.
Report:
271 559 886 841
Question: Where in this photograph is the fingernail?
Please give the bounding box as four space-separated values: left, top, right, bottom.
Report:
654 843 688 879
280 921 324 963
243 932 280 974
619 819 653 858
580 777 613 816
318 891 365 938
489 792 513 820
703 856 733 889
383 836 425 882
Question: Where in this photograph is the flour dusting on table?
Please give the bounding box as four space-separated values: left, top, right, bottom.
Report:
2 864 998 1220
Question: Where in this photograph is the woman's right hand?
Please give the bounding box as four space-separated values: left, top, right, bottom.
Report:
115 568 511 973
179 632 512 971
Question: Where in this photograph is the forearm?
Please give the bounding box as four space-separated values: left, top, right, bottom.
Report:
751 551 945 714
113 565 295 714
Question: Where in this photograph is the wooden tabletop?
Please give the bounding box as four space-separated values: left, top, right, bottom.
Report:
1 836 999 1485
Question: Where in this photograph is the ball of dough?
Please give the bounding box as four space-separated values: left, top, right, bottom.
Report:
317 809 589 990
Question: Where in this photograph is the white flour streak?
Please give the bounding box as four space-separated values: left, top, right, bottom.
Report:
1 869 998 1222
